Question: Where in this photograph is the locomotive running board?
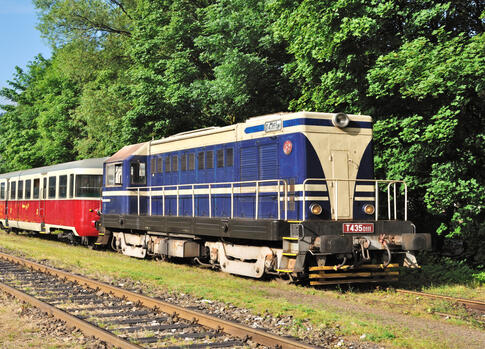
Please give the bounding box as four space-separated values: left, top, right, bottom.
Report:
308 264 400 285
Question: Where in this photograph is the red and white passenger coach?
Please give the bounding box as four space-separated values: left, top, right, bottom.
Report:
0 158 106 243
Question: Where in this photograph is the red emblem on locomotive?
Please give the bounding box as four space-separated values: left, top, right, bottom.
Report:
283 140 292 155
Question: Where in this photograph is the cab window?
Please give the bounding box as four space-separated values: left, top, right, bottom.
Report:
130 160 146 185
107 163 123 186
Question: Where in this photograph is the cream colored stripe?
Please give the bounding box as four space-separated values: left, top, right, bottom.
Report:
355 185 375 192
355 197 375 201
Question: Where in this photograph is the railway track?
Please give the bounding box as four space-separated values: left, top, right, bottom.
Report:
0 251 318 349
396 289 485 313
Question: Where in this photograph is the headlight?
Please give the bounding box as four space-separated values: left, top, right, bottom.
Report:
332 113 350 128
363 204 375 215
310 203 323 215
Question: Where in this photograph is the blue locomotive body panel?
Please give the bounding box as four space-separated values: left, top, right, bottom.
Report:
102 116 375 222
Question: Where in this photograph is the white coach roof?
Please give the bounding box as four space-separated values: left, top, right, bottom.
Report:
0 157 108 179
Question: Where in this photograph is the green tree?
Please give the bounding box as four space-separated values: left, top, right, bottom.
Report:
0 55 78 170
126 0 293 142
273 0 485 262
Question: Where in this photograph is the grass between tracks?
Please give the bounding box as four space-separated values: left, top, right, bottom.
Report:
0 231 483 349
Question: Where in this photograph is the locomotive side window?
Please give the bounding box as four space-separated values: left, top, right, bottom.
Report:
181 154 187 171
48 176 57 199
76 175 102 197
106 163 123 186
206 151 214 169
18 180 24 199
25 179 31 199
130 161 146 185
69 174 74 198
10 181 16 200
226 148 233 167
164 156 171 172
188 153 195 171
151 158 156 175
33 179 40 199
216 149 224 168
171 155 178 172
198 152 204 169
157 156 163 173
59 175 67 198
0 183 4 200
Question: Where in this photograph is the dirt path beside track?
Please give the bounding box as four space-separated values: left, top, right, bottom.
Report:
262 286 485 349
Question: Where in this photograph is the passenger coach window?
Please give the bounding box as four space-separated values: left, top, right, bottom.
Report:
226 148 234 167
69 174 74 198
181 154 187 171
106 163 123 186
59 175 67 198
10 182 16 200
206 151 214 169
130 161 146 185
18 180 24 199
0 183 4 200
33 179 40 199
48 176 56 198
216 149 224 168
25 179 31 199
76 175 102 197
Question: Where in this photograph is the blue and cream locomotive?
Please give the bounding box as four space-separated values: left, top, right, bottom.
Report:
97 112 431 284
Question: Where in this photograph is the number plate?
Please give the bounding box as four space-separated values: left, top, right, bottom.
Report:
343 223 374 233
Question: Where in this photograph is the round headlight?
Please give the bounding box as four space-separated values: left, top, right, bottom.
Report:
332 113 350 128
310 203 323 215
363 204 375 215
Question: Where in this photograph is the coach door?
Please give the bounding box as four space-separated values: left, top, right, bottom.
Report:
0 179 8 227
39 175 47 231
330 150 351 219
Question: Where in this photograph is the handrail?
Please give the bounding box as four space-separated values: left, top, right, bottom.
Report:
302 178 408 221
125 178 407 222
127 179 288 220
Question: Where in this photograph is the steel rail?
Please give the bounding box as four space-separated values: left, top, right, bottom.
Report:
396 289 485 312
0 280 141 349
0 251 318 349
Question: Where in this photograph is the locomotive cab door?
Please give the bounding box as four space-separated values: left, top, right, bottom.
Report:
330 150 352 219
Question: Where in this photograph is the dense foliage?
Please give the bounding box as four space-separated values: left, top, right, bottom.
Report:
0 0 483 262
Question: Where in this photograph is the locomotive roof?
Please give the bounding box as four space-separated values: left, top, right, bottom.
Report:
0 157 108 179
105 111 372 161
